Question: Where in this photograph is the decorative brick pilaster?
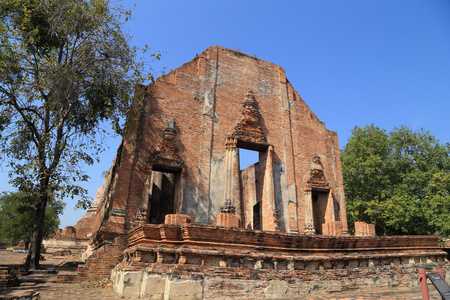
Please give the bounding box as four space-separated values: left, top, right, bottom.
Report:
304 189 315 235
216 212 241 228
164 214 193 226
322 221 344 236
261 146 280 232
223 138 240 216
354 221 376 236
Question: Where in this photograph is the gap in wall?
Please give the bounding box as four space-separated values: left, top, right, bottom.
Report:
239 148 259 170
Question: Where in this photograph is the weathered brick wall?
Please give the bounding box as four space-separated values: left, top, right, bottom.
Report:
322 221 343 236
72 186 104 239
70 46 450 298
0 267 18 288
87 142 125 238
111 223 449 298
76 236 127 281
355 221 376 236
86 46 349 239
164 213 193 226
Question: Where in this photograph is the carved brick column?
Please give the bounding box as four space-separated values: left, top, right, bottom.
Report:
232 144 241 217
133 166 153 227
328 191 336 221
217 138 241 228
304 189 315 234
261 146 279 232
278 67 299 233
222 138 241 215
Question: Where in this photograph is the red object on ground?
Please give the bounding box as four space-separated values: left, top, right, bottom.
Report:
419 268 430 300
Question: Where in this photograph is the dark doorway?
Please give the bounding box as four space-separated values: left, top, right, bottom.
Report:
312 190 328 235
148 171 175 224
253 202 261 230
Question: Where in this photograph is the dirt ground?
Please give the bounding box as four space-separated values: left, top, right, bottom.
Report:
0 250 120 299
0 249 445 299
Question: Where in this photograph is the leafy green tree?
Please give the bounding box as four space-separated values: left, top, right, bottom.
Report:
0 0 158 269
0 191 64 247
341 124 450 236
422 171 450 237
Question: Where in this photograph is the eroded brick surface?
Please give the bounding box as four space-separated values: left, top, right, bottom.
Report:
88 45 350 239
66 46 449 298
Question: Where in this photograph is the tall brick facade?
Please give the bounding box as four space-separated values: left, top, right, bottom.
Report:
90 45 348 238
75 46 448 298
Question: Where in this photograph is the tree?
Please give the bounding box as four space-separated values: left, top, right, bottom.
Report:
0 0 157 269
341 124 450 236
0 191 64 247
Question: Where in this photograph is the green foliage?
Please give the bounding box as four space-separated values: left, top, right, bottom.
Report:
341 124 450 237
423 172 450 237
0 191 65 246
0 0 161 268
0 0 159 206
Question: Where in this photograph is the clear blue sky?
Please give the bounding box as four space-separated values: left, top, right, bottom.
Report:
1 0 449 228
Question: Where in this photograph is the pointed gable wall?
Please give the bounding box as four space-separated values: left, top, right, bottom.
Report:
92 46 347 236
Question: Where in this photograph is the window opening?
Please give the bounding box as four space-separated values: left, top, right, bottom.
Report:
239 148 261 230
239 148 259 170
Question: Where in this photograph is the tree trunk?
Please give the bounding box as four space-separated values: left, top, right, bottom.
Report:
25 178 49 270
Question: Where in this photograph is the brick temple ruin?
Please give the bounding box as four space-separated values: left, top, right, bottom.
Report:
70 46 448 299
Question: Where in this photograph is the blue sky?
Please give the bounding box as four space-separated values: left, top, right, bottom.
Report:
1 0 449 228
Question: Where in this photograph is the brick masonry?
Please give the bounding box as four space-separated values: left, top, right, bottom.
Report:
110 223 448 299
0 267 18 288
355 221 376 236
76 236 127 282
70 46 449 298
88 45 349 239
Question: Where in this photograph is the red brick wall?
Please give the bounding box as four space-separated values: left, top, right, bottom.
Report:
355 221 376 236
114 224 448 298
164 214 192 226
87 45 349 239
77 236 127 281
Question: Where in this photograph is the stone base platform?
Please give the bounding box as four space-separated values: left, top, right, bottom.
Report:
110 224 448 299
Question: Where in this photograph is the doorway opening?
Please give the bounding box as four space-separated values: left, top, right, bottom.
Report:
148 169 180 224
311 189 329 235
239 147 263 230
239 148 259 170
253 202 261 230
